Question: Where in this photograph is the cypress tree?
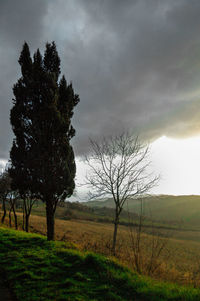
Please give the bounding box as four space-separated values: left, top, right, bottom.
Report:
10 42 79 240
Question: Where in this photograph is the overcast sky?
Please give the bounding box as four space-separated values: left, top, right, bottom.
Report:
1 0 200 194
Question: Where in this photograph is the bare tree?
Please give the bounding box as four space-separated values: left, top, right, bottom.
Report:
8 190 19 229
22 197 36 232
128 199 171 276
0 170 19 228
85 132 159 255
0 170 11 223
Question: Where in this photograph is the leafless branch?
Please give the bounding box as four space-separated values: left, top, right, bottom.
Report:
84 131 159 254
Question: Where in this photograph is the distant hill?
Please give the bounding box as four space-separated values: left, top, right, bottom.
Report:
31 200 141 225
30 194 200 230
84 195 200 229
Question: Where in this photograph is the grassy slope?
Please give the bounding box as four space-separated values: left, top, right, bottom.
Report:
0 227 200 301
9 202 200 284
84 195 200 228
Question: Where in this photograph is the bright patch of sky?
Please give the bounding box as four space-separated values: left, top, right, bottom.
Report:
74 136 200 201
150 136 200 196
2 136 200 199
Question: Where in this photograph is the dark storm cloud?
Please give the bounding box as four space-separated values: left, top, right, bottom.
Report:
0 0 48 160
53 0 200 153
1 0 200 160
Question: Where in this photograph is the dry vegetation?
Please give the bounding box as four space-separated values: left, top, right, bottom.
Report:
2 210 200 287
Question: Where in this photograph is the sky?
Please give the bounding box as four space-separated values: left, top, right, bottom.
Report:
1 0 200 196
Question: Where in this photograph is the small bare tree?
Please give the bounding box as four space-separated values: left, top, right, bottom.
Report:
22 196 36 232
0 170 11 223
0 170 19 228
85 132 158 255
8 190 19 229
128 199 171 276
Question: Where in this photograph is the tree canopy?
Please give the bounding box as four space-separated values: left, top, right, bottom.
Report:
10 41 79 239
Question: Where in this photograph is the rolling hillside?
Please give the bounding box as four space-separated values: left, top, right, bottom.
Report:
1 227 200 301
2 204 200 285
84 195 200 229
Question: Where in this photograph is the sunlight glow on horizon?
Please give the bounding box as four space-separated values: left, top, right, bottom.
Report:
75 135 200 200
150 135 200 195
1 136 200 199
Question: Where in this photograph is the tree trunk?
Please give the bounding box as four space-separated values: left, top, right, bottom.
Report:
112 216 119 256
24 200 29 232
25 214 29 232
9 209 12 227
46 201 55 241
13 205 18 230
1 199 6 223
22 200 25 230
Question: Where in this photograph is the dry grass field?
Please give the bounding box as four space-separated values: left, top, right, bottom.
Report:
2 210 200 287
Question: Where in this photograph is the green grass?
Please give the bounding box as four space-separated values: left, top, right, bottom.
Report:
0 227 200 300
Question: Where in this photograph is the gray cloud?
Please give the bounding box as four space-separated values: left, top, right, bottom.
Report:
0 0 49 159
1 0 200 159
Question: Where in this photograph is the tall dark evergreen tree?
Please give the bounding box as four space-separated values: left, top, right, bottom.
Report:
10 42 79 240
